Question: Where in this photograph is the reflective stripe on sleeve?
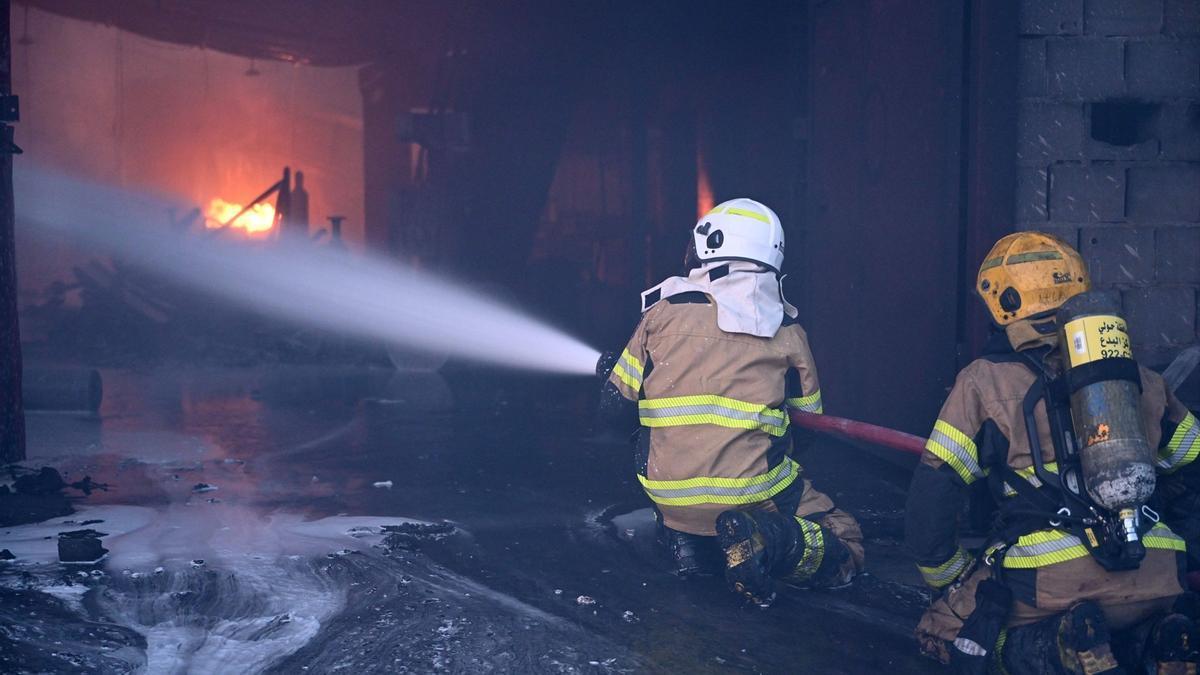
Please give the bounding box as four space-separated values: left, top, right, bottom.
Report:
1002 530 1089 569
926 420 986 485
611 348 645 392
639 394 790 437
785 390 823 414
638 458 799 507
1158 413 1199 474
917 547 971 589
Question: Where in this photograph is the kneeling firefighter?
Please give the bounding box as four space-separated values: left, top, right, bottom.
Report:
598 198 864 605
907 231 1200 673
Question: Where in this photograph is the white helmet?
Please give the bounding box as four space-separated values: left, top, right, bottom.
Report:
692 198 785 273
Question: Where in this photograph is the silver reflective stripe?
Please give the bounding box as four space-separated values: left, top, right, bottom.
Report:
790 398 822 413
1159 419 1199 470
920 550 970 586
928 428 983 478
642 460 796 500
639 403 787 430
954 638 987 657
616 353 642 381
1145 524 1185 547
1006 534 1082 560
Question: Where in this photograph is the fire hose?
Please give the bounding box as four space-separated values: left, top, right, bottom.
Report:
788 410 925 456
786 346 1200 458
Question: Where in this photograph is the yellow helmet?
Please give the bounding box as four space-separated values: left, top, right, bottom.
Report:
977 232 1090 325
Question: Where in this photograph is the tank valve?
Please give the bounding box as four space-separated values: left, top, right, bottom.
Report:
1119 507 1139 543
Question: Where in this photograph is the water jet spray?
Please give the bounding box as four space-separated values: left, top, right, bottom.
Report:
17 167 600 376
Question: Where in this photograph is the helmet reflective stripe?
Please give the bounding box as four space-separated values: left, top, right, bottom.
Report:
722 206 770 224
694 198 785 273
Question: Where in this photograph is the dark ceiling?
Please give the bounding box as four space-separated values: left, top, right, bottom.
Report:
18 0 464 66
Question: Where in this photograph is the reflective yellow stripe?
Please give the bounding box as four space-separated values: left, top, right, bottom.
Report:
790 517 825 581
1012 462 1058 479
926 420 985 485
917 547 971 588
619 348 644 377
1002 529 1089 569
639 394 774 412
638 458 799 506
1144 523 1187 553
611 364 639 390
1006 250 1062 265
611 348 645 392
1003 524 1184 569
725 206 770 224
1000 461 1059 497
785 390 823 414
1158 413 1199 474
994 629 1010 675
639 394 790 437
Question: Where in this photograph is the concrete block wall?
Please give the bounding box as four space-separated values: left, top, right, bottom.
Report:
1016 0 1200 406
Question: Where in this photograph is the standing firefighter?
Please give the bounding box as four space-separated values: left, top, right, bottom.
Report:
599 198 863 605
907 232 1200 673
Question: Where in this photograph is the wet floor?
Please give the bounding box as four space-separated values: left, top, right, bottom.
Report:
1 365 939 673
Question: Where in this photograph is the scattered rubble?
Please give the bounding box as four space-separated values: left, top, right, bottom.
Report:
57 529 108 564
0 467 74 527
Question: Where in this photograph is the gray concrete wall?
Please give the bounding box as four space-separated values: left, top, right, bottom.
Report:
1016 0 1200 406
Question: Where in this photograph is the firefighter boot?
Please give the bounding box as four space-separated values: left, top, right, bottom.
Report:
715 509 789 606
716 509 852 605
1150 613 1199 675
1059 601 1125 675
663 529 706 578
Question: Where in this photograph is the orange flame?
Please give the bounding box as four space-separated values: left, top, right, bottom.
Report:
696 142 714 218
206 198 276 234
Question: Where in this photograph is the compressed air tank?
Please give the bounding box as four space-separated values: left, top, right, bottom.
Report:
1056 292 1155 515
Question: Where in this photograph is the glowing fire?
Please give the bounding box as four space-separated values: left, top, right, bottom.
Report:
206 198 276 234
696 142 714 218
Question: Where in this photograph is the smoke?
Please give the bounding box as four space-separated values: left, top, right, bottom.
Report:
15 166 600 375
